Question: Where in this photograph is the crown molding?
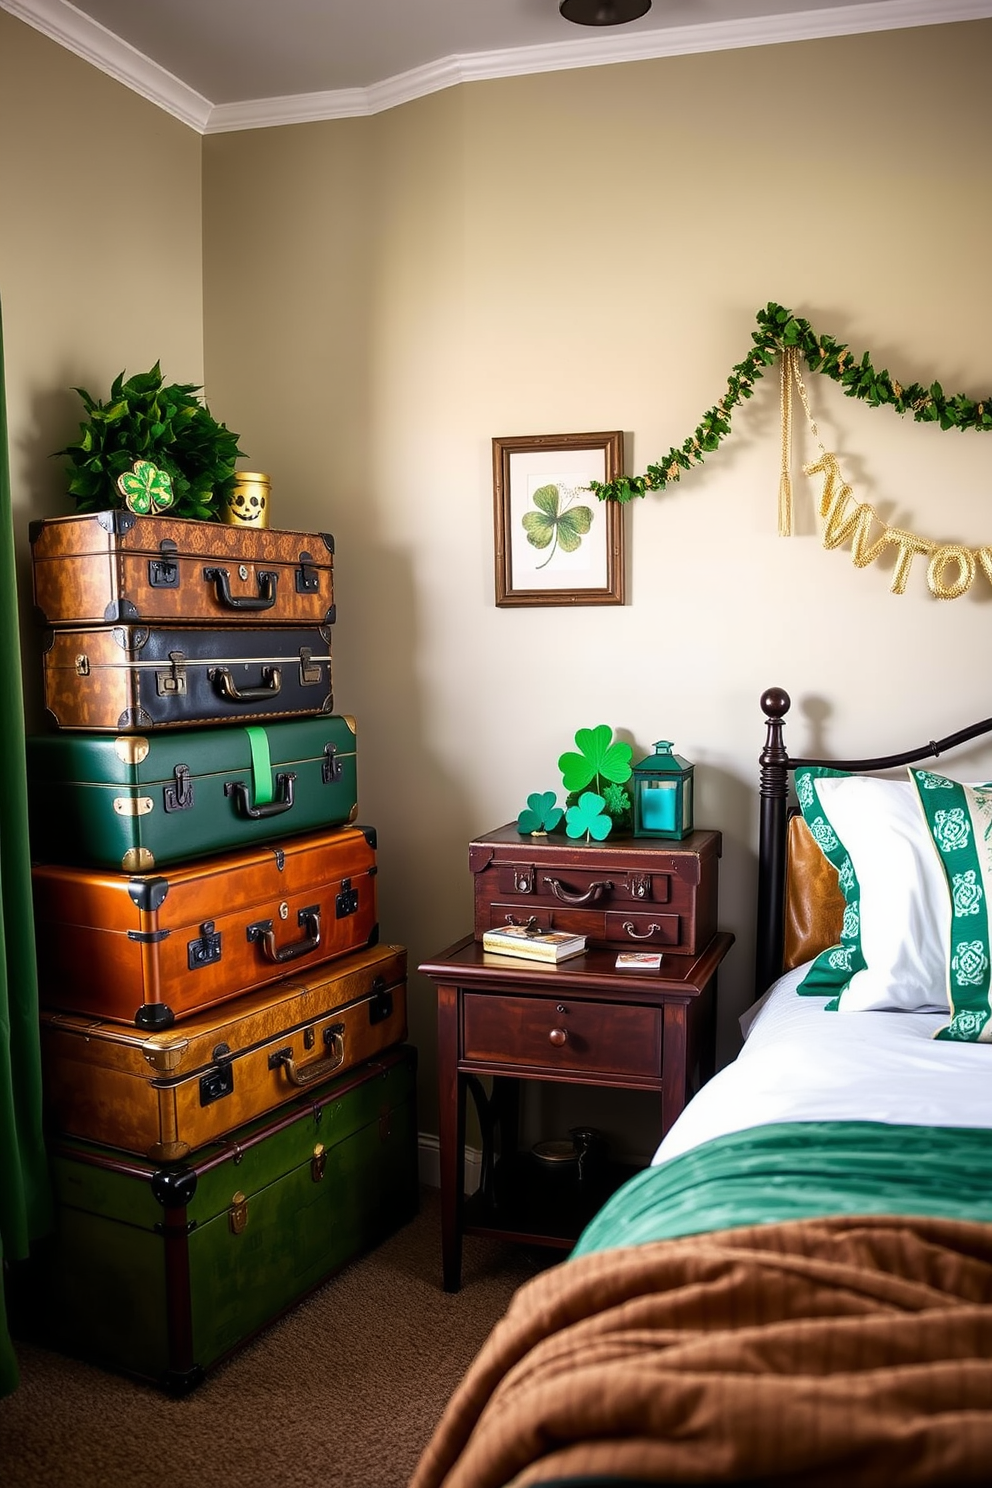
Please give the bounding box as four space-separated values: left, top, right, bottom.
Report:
1 0 212 130
4 0 991 136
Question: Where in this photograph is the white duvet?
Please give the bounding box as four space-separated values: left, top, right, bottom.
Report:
653 961 992 1166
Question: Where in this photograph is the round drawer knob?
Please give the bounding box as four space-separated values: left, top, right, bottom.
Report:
549 1027 567 1046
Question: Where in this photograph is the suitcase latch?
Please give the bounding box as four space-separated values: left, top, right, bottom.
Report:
296 553 320 594
336 878 359 918
228 1192 249 1236
74 653 90 677
188 920 222 971
512 866 535 894
311 1143 327 1182
298 646 322 687
156 651 187 697
163 763 194 812
322 743 342 784
369 978 393 1025
625 873 652 900
200 1044 234 1107
149 540 180 589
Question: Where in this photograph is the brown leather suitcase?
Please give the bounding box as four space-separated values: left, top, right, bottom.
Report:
38 943 408 1161
31 824 378 1027
468 824 721 955
30 511 334 628
41 622 333 732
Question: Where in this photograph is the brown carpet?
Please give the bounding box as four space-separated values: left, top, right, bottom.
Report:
0 1187 551 1488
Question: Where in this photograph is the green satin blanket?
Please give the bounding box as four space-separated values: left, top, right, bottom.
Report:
572 1120 992 1259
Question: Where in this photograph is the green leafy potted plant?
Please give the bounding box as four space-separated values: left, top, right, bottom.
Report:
54 361 246 521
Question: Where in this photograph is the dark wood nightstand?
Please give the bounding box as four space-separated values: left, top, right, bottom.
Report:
419 929 734 1290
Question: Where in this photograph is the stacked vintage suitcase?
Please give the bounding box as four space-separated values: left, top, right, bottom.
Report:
18 510 418 1392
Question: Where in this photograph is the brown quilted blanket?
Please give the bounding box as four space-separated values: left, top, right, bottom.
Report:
410 1215 992 1488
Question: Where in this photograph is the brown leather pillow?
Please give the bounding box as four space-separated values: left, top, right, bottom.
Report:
783 813 846 971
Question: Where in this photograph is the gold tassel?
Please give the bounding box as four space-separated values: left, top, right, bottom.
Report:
778 347 794 536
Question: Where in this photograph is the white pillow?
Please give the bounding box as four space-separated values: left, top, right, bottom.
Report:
803 772 949 1013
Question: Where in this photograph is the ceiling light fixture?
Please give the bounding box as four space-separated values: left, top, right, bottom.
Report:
559 0 652 26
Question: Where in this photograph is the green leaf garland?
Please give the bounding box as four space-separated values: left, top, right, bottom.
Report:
590 302 992 504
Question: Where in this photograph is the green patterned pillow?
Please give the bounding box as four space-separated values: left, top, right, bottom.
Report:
793 766 865 997
909 768 992 1043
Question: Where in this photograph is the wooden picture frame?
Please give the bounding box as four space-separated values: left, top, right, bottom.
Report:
492 431 625 607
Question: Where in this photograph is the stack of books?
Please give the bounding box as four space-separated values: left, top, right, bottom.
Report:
481 925 587 964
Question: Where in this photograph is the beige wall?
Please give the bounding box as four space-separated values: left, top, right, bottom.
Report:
204 20 992 1148
0 10 203 723
4 11 992 1157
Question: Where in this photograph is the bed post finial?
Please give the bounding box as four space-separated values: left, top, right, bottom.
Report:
760 686 790 723
756 687 792 999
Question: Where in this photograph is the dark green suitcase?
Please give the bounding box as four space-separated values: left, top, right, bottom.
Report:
14 1045 418 1391
26 714 358 870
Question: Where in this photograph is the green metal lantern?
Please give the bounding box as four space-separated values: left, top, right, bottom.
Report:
631 741 694 840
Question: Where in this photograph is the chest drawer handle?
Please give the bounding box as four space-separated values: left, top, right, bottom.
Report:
549 1027 568 1046
543 877 612 906
623 921 662 940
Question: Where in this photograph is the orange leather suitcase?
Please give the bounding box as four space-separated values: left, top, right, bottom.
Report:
38 943 407 1160
30 511 335 628
31 824 378 1028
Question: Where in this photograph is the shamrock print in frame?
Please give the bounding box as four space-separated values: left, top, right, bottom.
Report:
492 431 625 606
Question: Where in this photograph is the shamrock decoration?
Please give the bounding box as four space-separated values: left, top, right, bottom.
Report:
116 460 175 516
559 725 633 795
601 780 633 830
565 792 612 842
516 791 564 836
522 484 593 570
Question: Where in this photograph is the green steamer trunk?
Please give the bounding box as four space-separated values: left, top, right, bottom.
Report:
26 714 358 872
19 1046 418 1392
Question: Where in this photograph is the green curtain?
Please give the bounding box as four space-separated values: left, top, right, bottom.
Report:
0 298 52 1395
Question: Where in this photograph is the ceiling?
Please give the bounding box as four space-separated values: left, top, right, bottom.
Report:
4 0 989 132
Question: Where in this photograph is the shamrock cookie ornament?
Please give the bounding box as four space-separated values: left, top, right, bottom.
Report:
116 460 175 516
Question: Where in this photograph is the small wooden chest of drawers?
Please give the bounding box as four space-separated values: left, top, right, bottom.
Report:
469 825 721 955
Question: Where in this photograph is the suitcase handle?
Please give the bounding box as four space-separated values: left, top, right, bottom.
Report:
210 665 282 702
247 905 321 962
225 772 297 819
542 877 613 906
203 566 278 611
271 1023 345 1087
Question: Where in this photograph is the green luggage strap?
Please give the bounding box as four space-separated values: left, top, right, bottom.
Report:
244 725 275 806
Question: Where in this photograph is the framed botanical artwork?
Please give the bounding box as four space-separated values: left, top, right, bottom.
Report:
492 431 625 607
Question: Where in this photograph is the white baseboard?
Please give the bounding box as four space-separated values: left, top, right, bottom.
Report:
417 1133 482 1191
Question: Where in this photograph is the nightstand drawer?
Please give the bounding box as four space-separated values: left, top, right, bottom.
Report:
462 992 662 1079
486 904 682 949
604 910 681 947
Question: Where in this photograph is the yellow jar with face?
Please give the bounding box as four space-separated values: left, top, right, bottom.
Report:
223 472 271 528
